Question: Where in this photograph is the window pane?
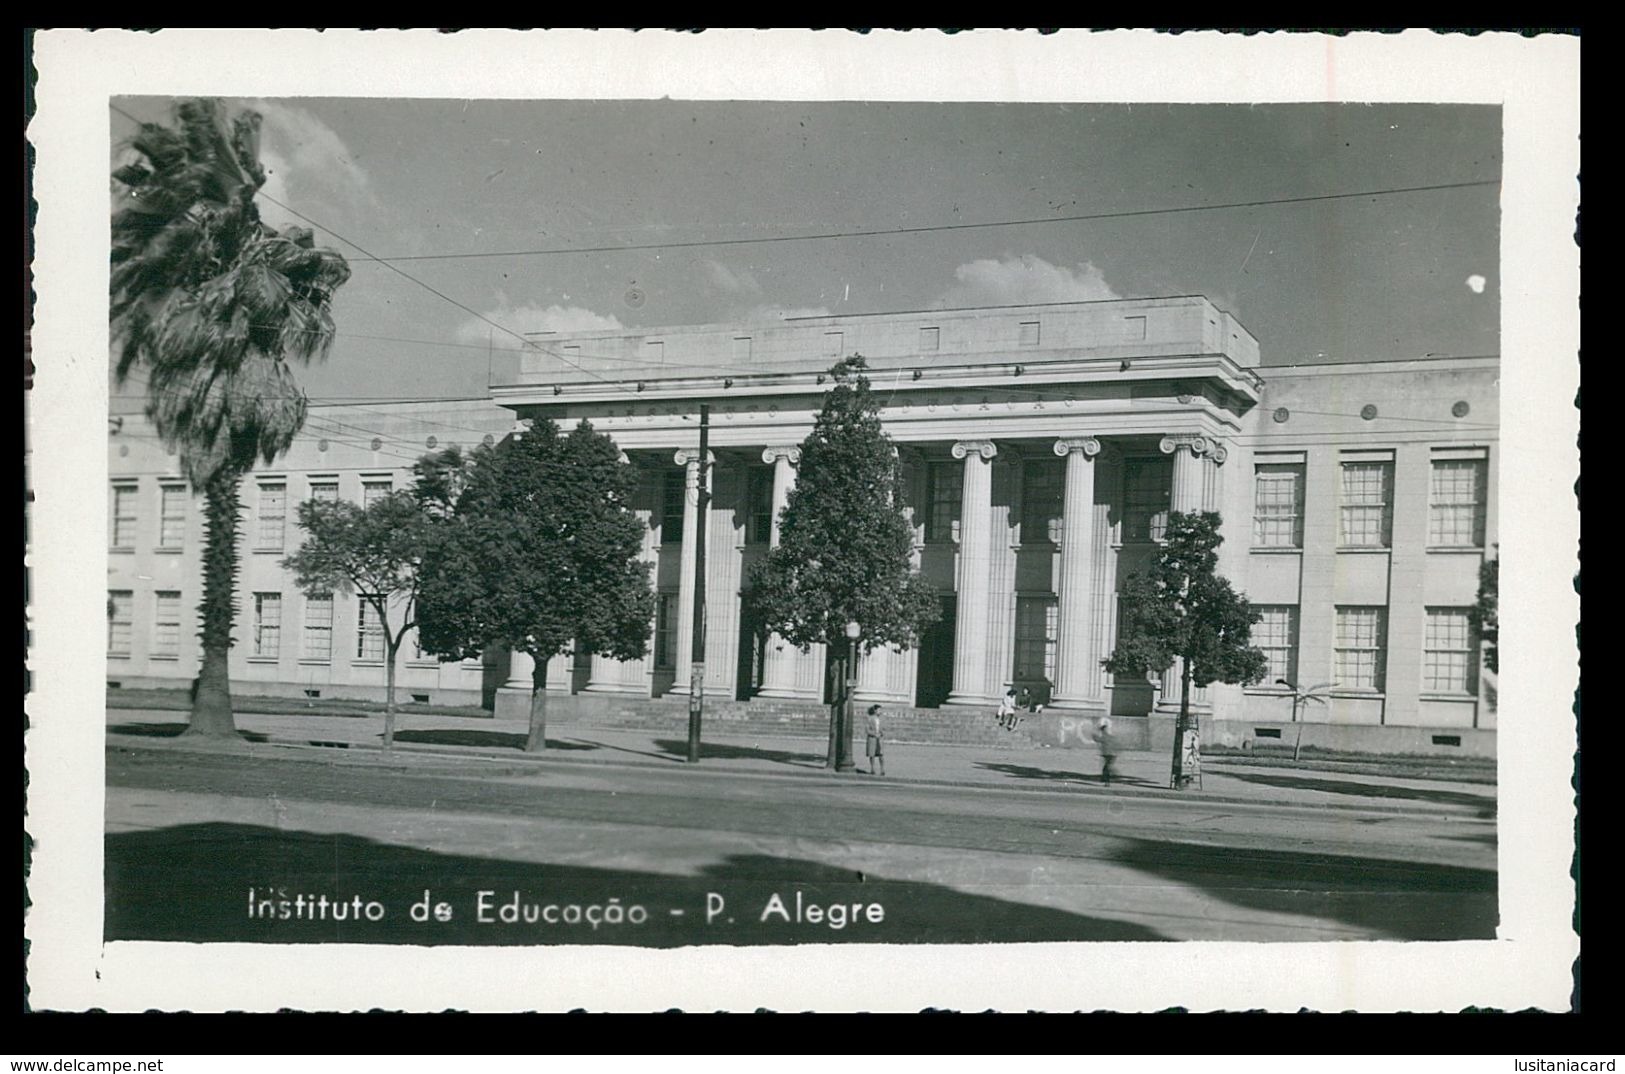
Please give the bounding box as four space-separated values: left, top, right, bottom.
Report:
357 596 385 661
107 590 133 653
1334 606 1387 691
1424 607 1478 693
303 593 333 661
1252 464 1303 548
654 593 676 669
112 485 138 547
159 485 187 547
309 482 339 503
1124 458 1171 542
661 470 686 544
1021 460 1065 544
153 591 181 657
1252 605 1299 685
1013 596 1058 683
1429 460 1487 546
1339 462 1393 547
362 480 393 509
253 592 281 658
257 484 286 550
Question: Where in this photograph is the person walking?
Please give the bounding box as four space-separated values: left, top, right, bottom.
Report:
865 703 887 777
1092 716 1120 785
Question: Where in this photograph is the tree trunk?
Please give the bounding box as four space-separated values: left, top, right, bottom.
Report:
1170 656 1194 788
525 657 549 752
186 472 242 738
825 640 843 769
383 638 399 750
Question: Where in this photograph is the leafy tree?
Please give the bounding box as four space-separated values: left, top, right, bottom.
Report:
110 98 350 737
415 419 654 752
747 355 941 769
1104 510 1268 788
283 490 437 749
1470 551 1499 676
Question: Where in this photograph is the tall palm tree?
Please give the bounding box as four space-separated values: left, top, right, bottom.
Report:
111 98 351 737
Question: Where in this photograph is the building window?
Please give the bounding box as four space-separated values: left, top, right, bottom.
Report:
1021 459 1065 545
107 590 133 655
158 483 187 549
926 462 963 543
919 326 940 352
303 593 334 661
252 592 282 659
1424 607 1478 694
356 597 386 661
1334 606 1387 692
1252 605 1299 686
1018 320 1041 346
825 331 844 357
746 467 774 545
362 478 393 509
1122 457 1172 543
644 339 665 362
654 593 677 670
1012 595 1058 685
732 337 752 361
1252 463 1304 548
1339 460 1393 548
1429 458 1487 547
257 482 287 550
308 480 339 504
152 591 182 658
661 469 686 545
111 484 138 548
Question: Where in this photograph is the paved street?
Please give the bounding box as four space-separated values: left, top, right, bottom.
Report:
104 717 1497 945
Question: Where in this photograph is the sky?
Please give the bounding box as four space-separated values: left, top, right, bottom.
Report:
110 98 1502 406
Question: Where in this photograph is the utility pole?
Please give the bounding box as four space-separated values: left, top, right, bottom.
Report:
686 404 711 764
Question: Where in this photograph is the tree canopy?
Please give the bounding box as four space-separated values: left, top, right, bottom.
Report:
283 490 437 747
415 419 655 750
748 355 940 653
1470 551 1499 675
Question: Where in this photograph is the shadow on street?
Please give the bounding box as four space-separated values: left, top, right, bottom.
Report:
392 729 596 751
651 738 828 769
1110 835 1498 940
108 722 269 744
104 822 1163 945
1215 770 1498 817
973 761 1159 789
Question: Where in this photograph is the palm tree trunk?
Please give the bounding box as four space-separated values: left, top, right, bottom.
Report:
525 657 548 752
188 472 241 738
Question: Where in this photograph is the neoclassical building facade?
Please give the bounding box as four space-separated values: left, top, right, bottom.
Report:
108 296 1498 755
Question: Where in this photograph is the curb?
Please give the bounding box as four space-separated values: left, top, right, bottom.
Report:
104 729 1496 819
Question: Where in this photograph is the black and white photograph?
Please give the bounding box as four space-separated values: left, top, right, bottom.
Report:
24 29 1580 1013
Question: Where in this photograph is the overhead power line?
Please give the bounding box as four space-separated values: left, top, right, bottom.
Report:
342 180 1502 264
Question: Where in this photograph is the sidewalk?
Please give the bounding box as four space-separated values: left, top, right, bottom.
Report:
105 705 1497 817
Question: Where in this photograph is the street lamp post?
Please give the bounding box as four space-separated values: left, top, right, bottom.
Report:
835 620 861 773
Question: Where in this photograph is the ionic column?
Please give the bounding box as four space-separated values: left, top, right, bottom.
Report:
756 446 811 699
1049 436 1102 710
946 439 998 706
669 448 712 696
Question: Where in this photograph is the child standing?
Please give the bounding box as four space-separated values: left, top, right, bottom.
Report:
865 703 886 777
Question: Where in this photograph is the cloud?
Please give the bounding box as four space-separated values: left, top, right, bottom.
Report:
455 303 624 344
247 100 379 227
935 254 1121 309
703 260 763 295
741 304 832 322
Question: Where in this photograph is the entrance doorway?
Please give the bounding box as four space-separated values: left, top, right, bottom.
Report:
914 595 956 708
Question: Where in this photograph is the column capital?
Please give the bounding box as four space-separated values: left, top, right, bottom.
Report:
673 448 716 468
951 439 998 461
761 445 802 466
1159 432 1216 459
1052 436 1102 459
